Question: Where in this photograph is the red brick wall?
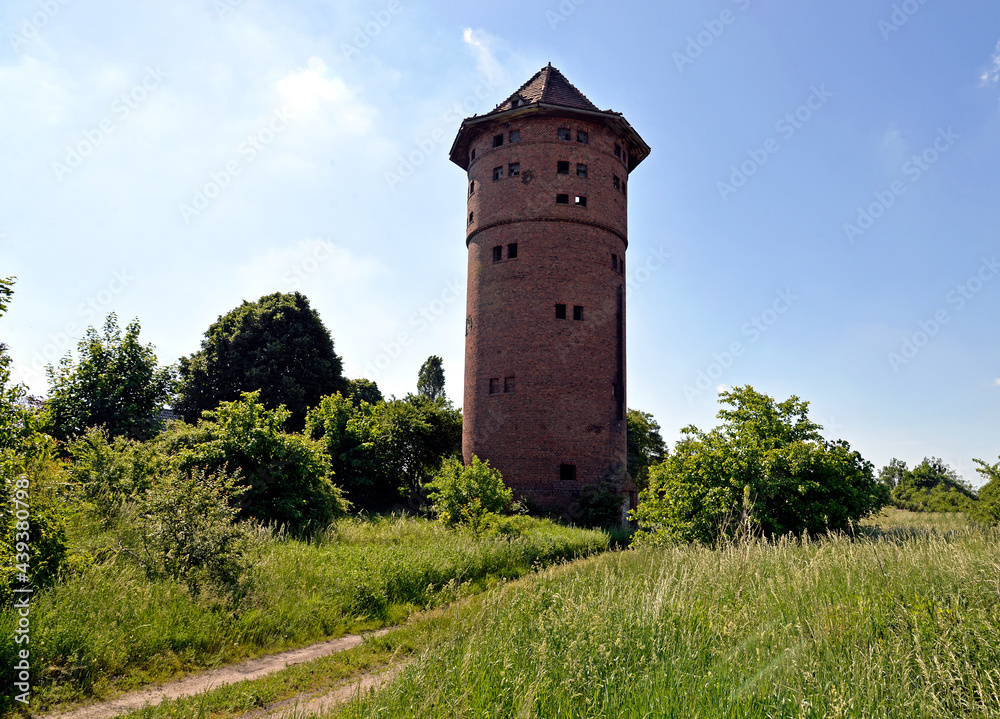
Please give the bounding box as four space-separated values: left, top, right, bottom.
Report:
461 112 633 514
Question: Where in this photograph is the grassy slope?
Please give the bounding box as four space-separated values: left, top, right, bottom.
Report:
0 515 607 712
338 510 1000 719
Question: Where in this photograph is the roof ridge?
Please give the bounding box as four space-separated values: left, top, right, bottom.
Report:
492 64 600 115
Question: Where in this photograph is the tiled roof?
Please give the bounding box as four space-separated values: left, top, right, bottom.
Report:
492 63 602 114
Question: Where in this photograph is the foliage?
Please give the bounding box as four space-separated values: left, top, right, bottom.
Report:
427 456 514 530
43 313 175 442
170 392 349 534
878 457 908 489
345 378 382 407
175 292 345 430
66 427 164 521
631 386 887 546
568 469 628 528
417 355 446 401
626 408 666 490
888 457 977 513
968 456 1000 525
135 467 250 595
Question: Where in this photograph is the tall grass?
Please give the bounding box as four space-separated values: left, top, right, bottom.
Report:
0 514 607 711
339 518 1000 718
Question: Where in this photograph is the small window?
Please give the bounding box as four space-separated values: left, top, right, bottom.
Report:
555 303 567 319
489 378 500 395
573 305 583 321
509 162 520 177
493 246 503 262
558 128 571 141
468 211 474 225
512 97 521 108
470 148 476 161
507 243 518 259
614 143 622 158
469 180 475 196
493 166 503 181
556 194 569 205
612 254 618 271
620 258 625 274
560 463 577 482
557 161 570 175
504 376 515 393
577 130 588 144
622 180 627 196
509 130 520 143
576 163 587 178
493 134 504 148
613 175 620 191
575 195 587 207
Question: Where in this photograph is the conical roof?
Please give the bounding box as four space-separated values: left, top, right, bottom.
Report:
493 63 601 113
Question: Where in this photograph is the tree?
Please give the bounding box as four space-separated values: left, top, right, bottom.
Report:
417 356 446 401
176 292 345 429
630 386 887 546
878 458 908 489
970 456 1000 524
626 408 666 490
427 455 513 531
345 378 383 407
43 313 175 442
889 457 976 513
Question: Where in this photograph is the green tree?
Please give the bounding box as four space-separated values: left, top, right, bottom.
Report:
427 455 513 531
890 457 976 513
176 292 345 430
630 386 887 546
970 456 1000 524
878 458 908 490
626 408 666 490
345 378 383 407
43 313 175 442
417 355 446 401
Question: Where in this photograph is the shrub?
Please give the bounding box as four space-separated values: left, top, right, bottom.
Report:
427 456 513 530
66 427 163 521
969 456 1000 525
888 457 977 513
568 471 627 528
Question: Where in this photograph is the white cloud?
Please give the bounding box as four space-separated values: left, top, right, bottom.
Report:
994 378 1000 387
980 40 1000 86
462 28 507 88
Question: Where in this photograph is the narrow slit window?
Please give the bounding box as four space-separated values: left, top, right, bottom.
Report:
560 463 577 482
613 175 620 191
622 180 627 196
575 195 587 207
573 305 583 321
612 254 618 271
577 130 588 144
468 211 474 225
556 193 569 205
493 166 503 181
620 257 625 274
557 161 570 174
509 162 520 177
577 163 588 178
614 143 622 158
470 148 476 161
493 134 504 148
469 180 475 196
555 303 567 319
557 128 571 141
489 378 500 395
493 246 503 262
509 130 520 143
504 376 515 393
507 243 518 259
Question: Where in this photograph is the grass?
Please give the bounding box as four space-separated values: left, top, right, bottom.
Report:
336 511 1000 718
0 513 608 713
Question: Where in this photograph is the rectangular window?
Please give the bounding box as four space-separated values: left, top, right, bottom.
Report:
560 463 577 482
468 211 474 225
507 242 518 259
509 130 520 143
622 180 627 196
493 246 503 262
573 305 583 321
613 175 620 191
493 134 504 148
558 128 571 141
577 130 588 144
509 162 520 177
469 180 475 196
576 163 587 178
614 143 622 158
620 257 625 274
504 376 515 393
489 378 500 395
556 193 569 204
557 161 569 174
575 195 587 207
612 253 618 271
493 166 503 181
555 303 567 319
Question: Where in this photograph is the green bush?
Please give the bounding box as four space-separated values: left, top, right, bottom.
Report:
427 456 513 531
969 456 1000 525
66 427 164 521
888 457 977 513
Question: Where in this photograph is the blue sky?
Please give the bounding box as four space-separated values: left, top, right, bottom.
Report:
1 0 998 483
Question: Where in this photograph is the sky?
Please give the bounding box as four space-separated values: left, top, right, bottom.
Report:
1 0 998 484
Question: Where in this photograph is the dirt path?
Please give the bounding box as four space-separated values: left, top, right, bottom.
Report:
243 663 406 719
44 629 393 719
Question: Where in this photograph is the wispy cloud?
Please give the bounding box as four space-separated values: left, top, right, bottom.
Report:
980 40 1000 87
462 28 506 88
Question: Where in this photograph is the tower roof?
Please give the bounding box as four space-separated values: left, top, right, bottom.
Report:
494 63 601 113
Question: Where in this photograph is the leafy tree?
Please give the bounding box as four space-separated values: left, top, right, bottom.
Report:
43 313 175 442
176 292 345 430
969 456 1000 524
878 458 908 490
631 386 887 546
626 409 666 490
345 378 383 407
890 457 976 513
427 455 513 531
417 356 446 401
67 428 164 522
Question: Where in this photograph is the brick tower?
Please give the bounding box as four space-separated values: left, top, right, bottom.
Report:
449 64 650 518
